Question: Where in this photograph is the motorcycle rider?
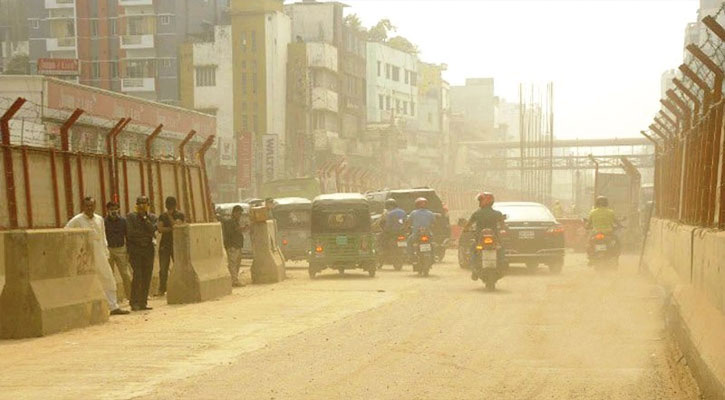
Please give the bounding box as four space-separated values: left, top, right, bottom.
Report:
586 195 621 258
380 199 407 242
405 197 436 256
464 192 506 280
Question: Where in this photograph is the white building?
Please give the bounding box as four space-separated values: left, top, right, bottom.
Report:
366 42 419 127
450 78 496 139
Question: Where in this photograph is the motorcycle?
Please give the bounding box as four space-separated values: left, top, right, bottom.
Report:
380 232 408 271
411 229 434 277
588 230 620 269
472 229 504 291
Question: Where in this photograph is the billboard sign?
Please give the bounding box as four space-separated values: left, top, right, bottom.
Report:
37 58 79 76
219 137 236 167
263 134 278 182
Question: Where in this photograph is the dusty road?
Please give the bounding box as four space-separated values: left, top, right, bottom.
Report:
0 253 699 399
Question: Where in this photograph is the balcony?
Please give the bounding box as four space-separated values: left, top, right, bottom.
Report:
121 77 155 92
46 37 76 52
120 34 155 50
45 0 74 9
119 0 153 5
307 43 337 71
311 87 338 113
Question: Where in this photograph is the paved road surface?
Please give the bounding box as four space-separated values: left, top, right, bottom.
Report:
0 253 699 399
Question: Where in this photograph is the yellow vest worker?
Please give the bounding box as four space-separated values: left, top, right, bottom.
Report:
588 207 616 233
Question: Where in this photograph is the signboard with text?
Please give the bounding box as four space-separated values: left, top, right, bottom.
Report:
263 134 278 182
237 132 253 190
37 58 79 76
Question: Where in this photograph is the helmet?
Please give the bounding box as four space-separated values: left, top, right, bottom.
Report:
415 197 428 208
595 196 609 208
477 192 495 207
385 198 397 210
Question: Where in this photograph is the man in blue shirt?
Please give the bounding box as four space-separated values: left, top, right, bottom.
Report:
406 197 436 254
381 199 406 234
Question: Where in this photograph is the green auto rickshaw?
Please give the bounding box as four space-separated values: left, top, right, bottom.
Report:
308 193 377 278
274 197 312 261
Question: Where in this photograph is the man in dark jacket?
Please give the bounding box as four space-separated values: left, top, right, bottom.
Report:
156 196 185 296
222 205 247 287
105 201 132 301
126 195 157 311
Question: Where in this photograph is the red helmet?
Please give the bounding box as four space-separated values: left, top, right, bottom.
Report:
477 192 494 207
415 197 428 208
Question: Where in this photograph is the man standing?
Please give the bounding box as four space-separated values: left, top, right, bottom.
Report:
66 197 129 315
222 205 247 287
264 198 276 219
104 201 132 301
126 195 157 311
156 196 185 296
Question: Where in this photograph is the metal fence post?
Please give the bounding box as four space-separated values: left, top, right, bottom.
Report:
0 97 26 228
60 109 84 221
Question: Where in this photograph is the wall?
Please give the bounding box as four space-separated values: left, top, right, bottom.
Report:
642 218 725 398
264 10 291 176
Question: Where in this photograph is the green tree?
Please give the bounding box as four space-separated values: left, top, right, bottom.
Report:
3 54 30 75
344 13 365 33
387 35 419 55
367 19 395 43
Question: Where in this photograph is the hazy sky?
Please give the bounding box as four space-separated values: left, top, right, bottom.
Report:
339 0 699 139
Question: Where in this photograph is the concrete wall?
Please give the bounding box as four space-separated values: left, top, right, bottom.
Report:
642 218 725 398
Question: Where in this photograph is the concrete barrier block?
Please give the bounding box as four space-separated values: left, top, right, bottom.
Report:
250 220 286 284
167 223 231 305
692 229 725 314
0 229 108 339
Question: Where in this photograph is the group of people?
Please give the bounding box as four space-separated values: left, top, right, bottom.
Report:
65 195 185 315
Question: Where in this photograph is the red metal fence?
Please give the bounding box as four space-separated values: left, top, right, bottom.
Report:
643 9 725 228
0 97 216 229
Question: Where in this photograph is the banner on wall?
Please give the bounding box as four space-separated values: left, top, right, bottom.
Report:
262 134 278 182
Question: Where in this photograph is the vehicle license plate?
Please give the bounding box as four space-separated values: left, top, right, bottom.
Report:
419 243 432 252
336 236 348 246
482 251 497 261
519 231 535 239
397 241 407 247
595 244 607 252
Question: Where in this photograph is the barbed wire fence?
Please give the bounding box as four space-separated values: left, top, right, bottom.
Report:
643 4 725 228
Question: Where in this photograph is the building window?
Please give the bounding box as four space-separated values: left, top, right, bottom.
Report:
159 15 172 25
411 101 415 116
159 59 172 69
90 20 98 36
386 96 391 110
91 62 100 79
110 61 118 78
395 99 401 114
109 19 116 35
385 64 391 79
378 94 384 110
404 70 409 84
392 66 400 82
403 101 408 115
241 32 247 51
30 19 39 29
377 61 381 77
195 66 216 87
410 72 417 86
252 72 257 93
251 31 256 51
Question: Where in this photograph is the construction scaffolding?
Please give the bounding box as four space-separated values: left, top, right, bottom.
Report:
519 82 554 204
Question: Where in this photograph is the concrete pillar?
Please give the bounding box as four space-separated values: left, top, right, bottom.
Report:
250 220 286 284
167 223 231 304
0 229 108 339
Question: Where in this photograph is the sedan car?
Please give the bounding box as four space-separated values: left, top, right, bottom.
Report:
493 202 565 273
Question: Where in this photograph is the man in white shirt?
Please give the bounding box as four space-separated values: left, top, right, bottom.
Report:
66 196 130 316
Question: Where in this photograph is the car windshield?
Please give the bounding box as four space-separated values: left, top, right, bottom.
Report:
312 209 371 233
493 204 555 222
390 192 444 213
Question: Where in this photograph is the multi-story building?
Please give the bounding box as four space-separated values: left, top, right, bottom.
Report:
284 0 367 165
230 0 290 187
415 61 450 177
27 0 225 104
179 25 236 201
0 0 29 72
366 42 418 127
450 78 496 140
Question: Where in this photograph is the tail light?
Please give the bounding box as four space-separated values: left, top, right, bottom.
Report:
547 225 565 234
282 239 289 246
397 235 406 241
315 245 324 253
420 235 430 243
483 236 494 245
594 233 605 240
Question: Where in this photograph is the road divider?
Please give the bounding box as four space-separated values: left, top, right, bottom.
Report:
250 220 286 284
0 229 108 339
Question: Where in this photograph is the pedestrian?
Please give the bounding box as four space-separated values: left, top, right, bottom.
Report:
104 201 133 301
156 196 185 296
66 196 129 315
222 205 248 287
264 197 276 219
126 195 157 311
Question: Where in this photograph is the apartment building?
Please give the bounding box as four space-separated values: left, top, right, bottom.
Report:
231 0 290 185
366 41 418 127
27 0 225 104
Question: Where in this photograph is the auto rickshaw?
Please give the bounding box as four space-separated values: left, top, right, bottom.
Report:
273 197 312 261
308 193 377 278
